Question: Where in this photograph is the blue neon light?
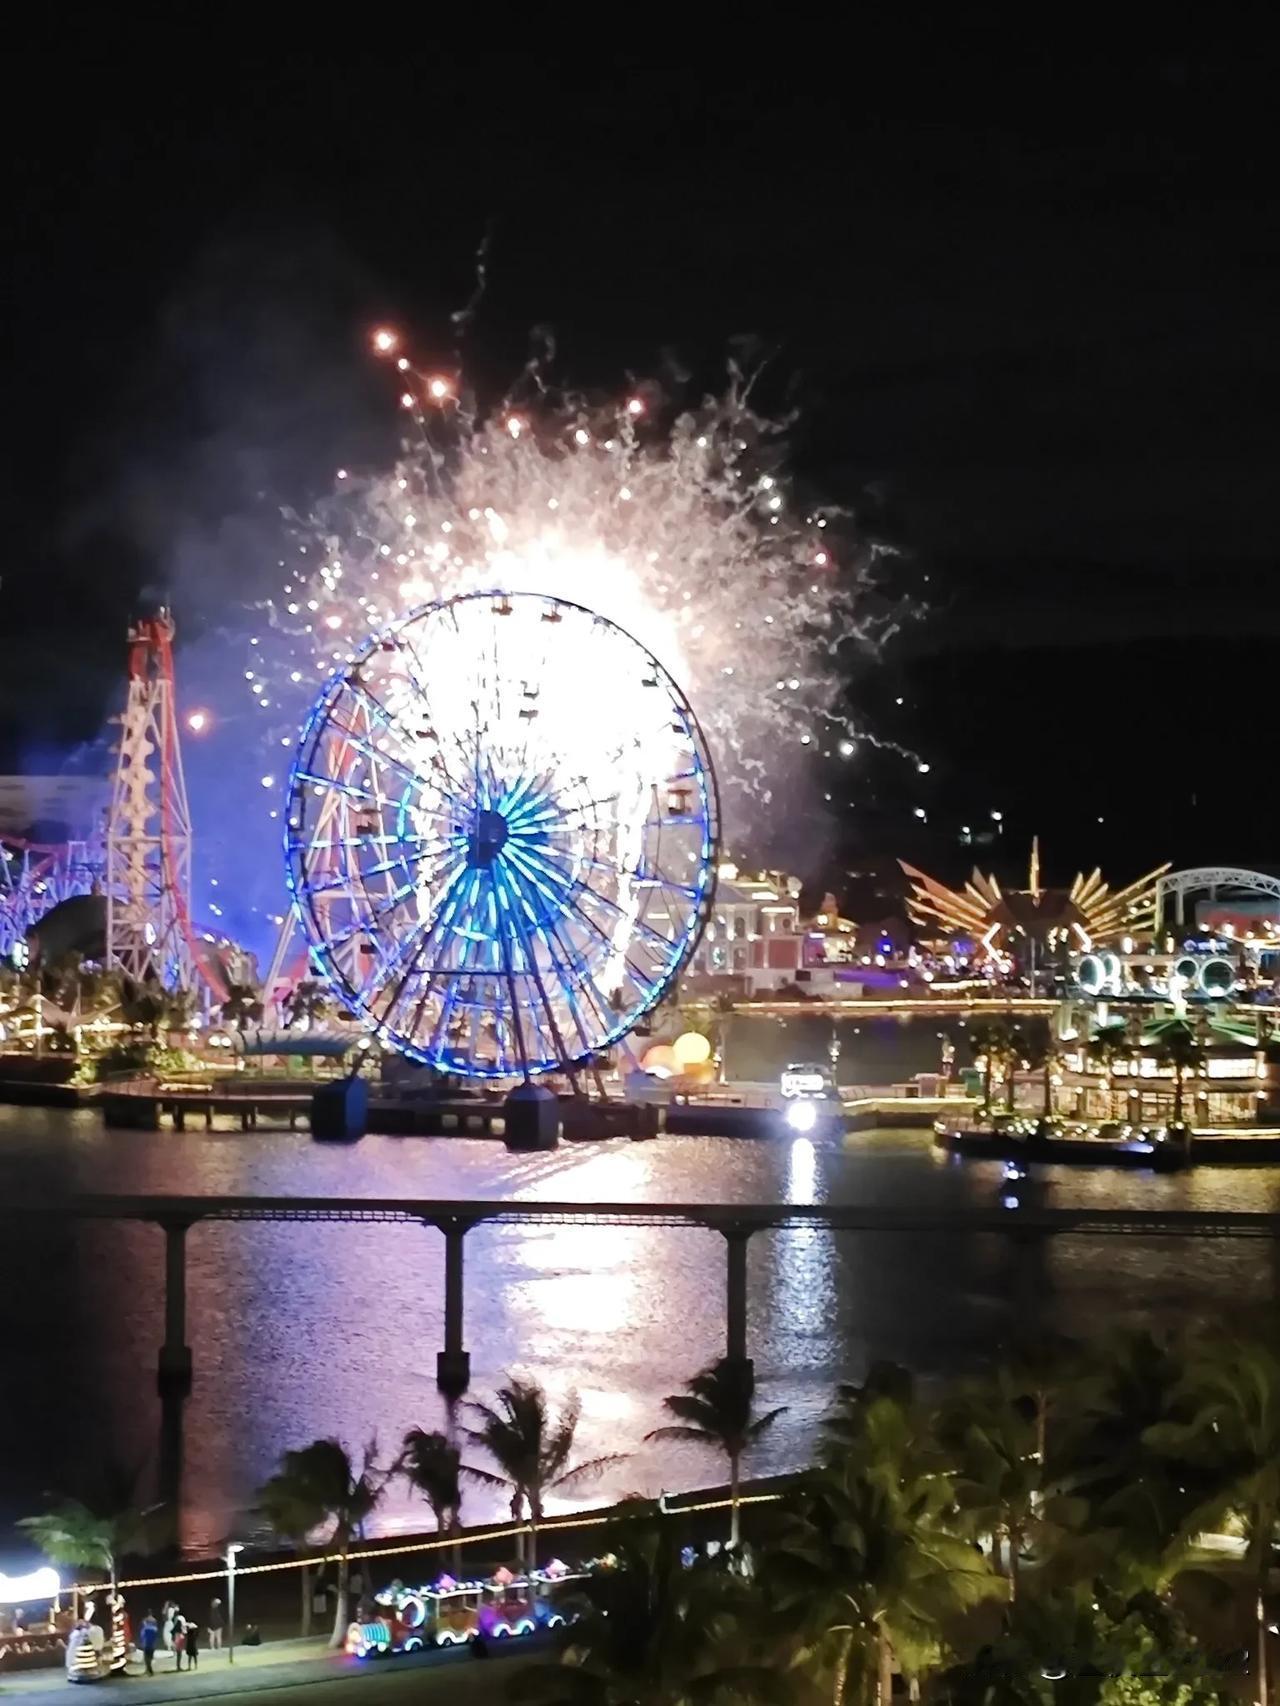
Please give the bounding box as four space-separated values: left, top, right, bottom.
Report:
283 591 719 1077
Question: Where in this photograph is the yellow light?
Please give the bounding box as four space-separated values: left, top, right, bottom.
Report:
428 377 451 399
671 1031 712 1069
186 710 208 733
626 397 644 416
507 416 523 438
400 392 415 409
372 327 398 353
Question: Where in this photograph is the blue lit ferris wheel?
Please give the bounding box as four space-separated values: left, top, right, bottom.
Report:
285 591 719 1078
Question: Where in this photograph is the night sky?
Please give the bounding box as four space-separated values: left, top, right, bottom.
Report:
4 37 1278 908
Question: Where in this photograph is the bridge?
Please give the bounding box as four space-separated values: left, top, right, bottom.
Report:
7 1193 1278 1504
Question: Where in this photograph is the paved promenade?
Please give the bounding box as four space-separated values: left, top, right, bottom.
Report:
0 1638 531 1705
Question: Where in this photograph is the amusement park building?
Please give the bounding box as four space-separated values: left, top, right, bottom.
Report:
681 862 806 991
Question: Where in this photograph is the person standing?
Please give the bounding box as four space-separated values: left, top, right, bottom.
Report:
139 1612 158 1677
184 1619 200 1671
172 1613 186 1671
208 1597 225 1651
160 1600 178 1654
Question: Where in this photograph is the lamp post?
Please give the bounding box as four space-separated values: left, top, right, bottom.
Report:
225 1544 244 1664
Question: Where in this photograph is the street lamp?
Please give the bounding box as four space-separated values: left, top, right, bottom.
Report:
225 1544 244 1664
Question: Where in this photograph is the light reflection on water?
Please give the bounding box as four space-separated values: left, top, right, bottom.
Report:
1 1105 1278 1555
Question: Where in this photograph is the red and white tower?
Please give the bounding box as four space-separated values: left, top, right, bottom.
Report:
105 612 198 988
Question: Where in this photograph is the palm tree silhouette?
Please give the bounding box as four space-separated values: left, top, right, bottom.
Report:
646 1359 787 1547
462 1376 624 1567
257 1439 382 1647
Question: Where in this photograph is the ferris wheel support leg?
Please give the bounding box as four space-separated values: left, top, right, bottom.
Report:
436 1219 472 1397
722 1226 755 1396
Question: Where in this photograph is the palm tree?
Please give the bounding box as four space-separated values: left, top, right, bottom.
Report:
1088 1019 1132 1120
18 1496 159 1620
397 1428 462 1561
1051 1327 1197 1593
462 1376 624 1567
1144 1331 1280 1706
509 1510 786 1706
767 1414 1001 1706
256 1439 382 1647
256 1469 325 1637
936 1366 1056 1599
969 1019 1020 1119
1150 1019 1204 1130
646 1359 787 1548
769 1370 1002 1705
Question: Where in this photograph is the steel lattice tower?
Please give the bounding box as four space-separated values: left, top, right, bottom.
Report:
105 612 197 988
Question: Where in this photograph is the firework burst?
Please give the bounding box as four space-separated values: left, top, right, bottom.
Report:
254 335 897 834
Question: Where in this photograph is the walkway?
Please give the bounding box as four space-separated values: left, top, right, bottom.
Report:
0 1639 527 1705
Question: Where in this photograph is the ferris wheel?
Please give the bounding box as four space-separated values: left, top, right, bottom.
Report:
285 591 719 1078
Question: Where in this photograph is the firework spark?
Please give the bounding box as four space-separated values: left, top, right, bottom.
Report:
255 343 895 829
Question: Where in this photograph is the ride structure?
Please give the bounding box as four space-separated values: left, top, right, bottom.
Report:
0 837 100 964
104 613 208 994
284 591 719 1084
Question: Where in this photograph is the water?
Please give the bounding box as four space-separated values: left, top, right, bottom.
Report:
1 1103 1277 1557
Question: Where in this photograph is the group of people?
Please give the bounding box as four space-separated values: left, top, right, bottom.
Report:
136 1598 225 1675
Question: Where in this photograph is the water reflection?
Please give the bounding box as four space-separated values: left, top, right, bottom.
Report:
0 1106 1278 1554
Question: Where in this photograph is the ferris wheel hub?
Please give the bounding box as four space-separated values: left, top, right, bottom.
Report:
466 807 511 868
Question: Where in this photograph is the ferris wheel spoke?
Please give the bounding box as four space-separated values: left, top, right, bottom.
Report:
322 847 451 953
294 771 384 805
373 857 475 1036
416 870 489 1064
491 865 581 1071
502 842 667 1002
322 718 434 798
499 859 615 1063
303 834 458 898
514 836 682 957
346 678 478 816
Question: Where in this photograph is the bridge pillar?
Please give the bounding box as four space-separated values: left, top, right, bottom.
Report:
722 1226 754 1394
157 1219 194 1508
436 1219 472 1397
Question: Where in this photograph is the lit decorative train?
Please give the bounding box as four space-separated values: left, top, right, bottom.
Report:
345 1562 589 1659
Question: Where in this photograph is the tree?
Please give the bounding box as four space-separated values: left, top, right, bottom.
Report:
679 993 738 1083
397 1428 462 1556
768 1380 1001 1706
938 1370 1040 1598
1088 1021 1133 1121
256 1439 382 1647
462 1377 624 1566
646 1359 788 1548
1151 1021 1204 1130
939 1584 1225 1706
18 1496 159 1613
1144 1332 1280 1706
220 981 265 1034
1052 1327 1197 1591
970 1019 1021 1119
285 979 332 1031
117 974 167 1037
509 1510 789 1706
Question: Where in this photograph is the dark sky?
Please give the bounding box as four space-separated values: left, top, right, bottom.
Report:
4 34 1278 896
